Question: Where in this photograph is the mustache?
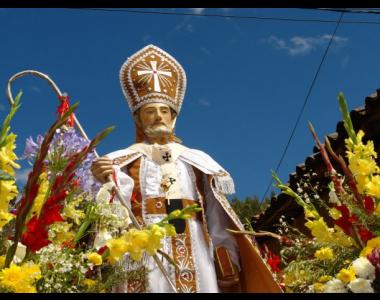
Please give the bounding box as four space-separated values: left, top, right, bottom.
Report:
143 123 172 137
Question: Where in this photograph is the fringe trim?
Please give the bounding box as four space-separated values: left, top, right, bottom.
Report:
214 174 235 195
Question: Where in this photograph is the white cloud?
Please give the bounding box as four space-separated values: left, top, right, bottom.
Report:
265 34 349 56
175 18 195 33
16 168 32 185
31 86 41 93
341 55 350 68
198 97 210 107
185 24 194 33
200 47 211 55
190 8 205 14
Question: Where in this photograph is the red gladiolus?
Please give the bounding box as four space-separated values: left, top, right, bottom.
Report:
334 204 354 235
16 183 40 216
358 226 374 244
21 216 51 252
363 196 375 213
43 204 64 225
267 253 282 273
97 245 108 255
57 95 74 127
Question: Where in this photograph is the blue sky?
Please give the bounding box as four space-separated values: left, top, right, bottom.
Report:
1 8 380 201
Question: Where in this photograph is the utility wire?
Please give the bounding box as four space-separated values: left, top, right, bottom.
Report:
303 8 380 14
66 8 380 25
67 7 356 201
261 10 346 202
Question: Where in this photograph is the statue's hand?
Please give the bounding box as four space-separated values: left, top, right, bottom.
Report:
91 157 114 184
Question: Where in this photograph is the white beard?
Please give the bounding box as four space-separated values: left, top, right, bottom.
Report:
143 124 171 138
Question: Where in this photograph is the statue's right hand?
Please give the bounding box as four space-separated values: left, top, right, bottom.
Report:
91 157 114 184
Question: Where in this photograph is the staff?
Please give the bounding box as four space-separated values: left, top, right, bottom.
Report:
6 70 179 293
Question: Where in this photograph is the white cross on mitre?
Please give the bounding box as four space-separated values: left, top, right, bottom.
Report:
137 60 172 92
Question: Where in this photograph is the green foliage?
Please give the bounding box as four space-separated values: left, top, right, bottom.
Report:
230 194 272 228
0 91 21 149
0 169 13 181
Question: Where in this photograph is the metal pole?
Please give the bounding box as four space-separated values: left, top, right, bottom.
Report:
6 70 179 293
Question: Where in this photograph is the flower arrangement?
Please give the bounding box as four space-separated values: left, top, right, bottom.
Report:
272 92 380 293
0 92 201 293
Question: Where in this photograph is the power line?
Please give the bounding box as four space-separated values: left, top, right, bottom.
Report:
66 8 380 25
261 10 346 202
304 8 380 14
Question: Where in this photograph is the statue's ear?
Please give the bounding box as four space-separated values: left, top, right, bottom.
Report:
133 111 141 127
170 108 177 120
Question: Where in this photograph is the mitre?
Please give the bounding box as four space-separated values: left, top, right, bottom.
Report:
119 44 187 115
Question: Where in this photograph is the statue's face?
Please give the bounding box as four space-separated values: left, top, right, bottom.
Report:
138 103 174 138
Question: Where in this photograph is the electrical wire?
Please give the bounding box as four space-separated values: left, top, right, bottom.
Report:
66 8 380 25
260 10 346 202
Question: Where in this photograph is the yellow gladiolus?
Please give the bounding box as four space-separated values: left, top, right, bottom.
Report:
305 209 319 219
360 236 380 256
106 238 129 263
30 172 49 217
0 210 15 229
328 208 342 220
169 209 182 218
365 175 380 198
0 132 19 231
145 225 166 256
62 197 85 225
305 218 332 243
0 133 20 175
349 157 378 177
164 224 176 237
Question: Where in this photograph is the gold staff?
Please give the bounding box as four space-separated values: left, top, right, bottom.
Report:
6 70 180 293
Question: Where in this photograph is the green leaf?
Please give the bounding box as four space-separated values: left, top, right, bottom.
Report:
338 92 357 144
0 169 14 180
88 126 115 150
0 91 22 148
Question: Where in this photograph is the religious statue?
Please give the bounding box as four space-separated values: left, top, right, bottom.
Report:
91 44 281 293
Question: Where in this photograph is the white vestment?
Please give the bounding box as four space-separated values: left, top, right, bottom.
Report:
106 142 240 293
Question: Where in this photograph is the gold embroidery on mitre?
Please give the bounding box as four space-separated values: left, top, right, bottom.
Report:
120 44 187 114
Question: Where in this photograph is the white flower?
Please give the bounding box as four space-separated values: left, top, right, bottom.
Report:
328 190 340 204
96 181 115 203
323 279 347 293
348 278 374 293
352 257 376 281
93 229 113 250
